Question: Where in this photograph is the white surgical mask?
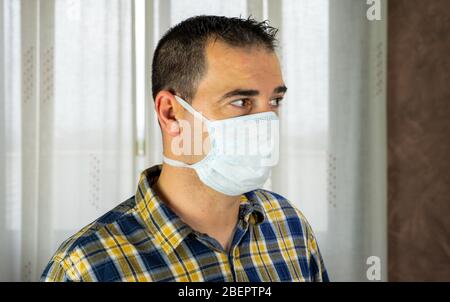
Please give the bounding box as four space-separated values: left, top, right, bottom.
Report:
163 95 279 196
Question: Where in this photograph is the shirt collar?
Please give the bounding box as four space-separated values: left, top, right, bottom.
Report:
135 164 265 254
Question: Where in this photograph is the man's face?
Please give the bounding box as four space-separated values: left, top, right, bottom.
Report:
163 40 286 164
189 40 287 120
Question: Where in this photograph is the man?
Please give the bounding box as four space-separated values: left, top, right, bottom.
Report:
41 15 329 282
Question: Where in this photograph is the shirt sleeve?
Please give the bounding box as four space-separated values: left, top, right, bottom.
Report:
40 257 79 282
295 209 330 282
307 229 330 282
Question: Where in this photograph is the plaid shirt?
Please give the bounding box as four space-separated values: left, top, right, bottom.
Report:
41 165 329 282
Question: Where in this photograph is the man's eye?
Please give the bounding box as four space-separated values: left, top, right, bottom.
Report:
230 99 250 108
269 97 283 107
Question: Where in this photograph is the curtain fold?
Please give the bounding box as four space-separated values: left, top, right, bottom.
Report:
325 0 387 281
271 0 387 281
1 0 136 281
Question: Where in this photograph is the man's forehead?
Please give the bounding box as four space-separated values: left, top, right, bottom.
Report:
205 40 278 71
202 40 283 91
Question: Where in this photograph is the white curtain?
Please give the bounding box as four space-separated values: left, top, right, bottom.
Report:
0 0 135 281
273 0 388 281
1 0 387 281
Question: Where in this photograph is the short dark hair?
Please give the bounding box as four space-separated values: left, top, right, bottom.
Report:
151 15 279 102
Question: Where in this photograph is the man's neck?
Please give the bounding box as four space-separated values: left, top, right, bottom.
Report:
153 163 241 252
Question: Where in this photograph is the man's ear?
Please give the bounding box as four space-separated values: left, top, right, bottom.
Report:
154 91 181 137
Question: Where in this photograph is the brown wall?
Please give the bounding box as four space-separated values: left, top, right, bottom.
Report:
388 0 450 281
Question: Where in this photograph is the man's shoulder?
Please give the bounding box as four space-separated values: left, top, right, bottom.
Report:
41 195 149 281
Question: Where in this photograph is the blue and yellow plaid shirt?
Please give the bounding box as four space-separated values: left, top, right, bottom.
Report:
41 165 329 282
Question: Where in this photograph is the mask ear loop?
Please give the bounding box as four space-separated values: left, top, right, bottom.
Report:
174 95 210 124
162 95 212 168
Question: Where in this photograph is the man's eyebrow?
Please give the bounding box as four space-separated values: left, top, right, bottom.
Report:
218 85 288 102
274 85 288 94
